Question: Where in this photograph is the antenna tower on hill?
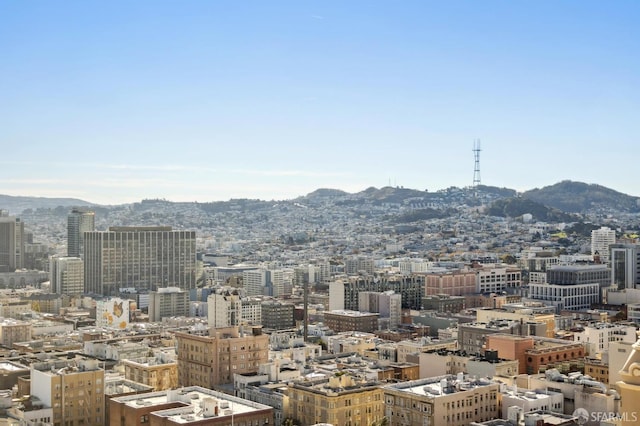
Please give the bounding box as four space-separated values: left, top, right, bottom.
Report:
473 139 481 188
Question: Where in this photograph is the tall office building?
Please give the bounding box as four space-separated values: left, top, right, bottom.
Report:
591 226 616 263
84 226 197 296
50 256 84 295
67 208 95 258
0 212 24 272
611 243 640 290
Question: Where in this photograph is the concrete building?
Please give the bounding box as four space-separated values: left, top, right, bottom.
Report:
95 297 131 329
610 243 640 290
383 375 500 426
414 350 519 379
84 226 197 296
67 207 95 258
207 291 241 328
243 268 285 297
287 373 384 426
50 256 84 295
31 357 105 426
424 269 477 296
123 354 178 391
324 310 379 333
261 300 295 330
422 294 466 313
476 304 556 338
0 318 31 348
175 326 269 387
499 387 564 421
148 287 189 322
330 275 425 311
358 290 402 328
573 323 637 357
475 264 522 293
109 386 273 426
0 213 24 272
591 226 616 263
395 337 458 363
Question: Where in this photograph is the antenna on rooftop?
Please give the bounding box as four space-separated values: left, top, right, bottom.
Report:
473 139 481 188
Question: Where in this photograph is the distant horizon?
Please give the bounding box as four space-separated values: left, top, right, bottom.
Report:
1 179 638 206
2 1 638 205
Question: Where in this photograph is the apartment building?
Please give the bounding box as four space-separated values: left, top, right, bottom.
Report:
31 357 105 426
286 373 384 426
175 326 269 387
383 374 500 426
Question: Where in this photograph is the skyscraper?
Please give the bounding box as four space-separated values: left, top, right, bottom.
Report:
611 243 640 290
84 226 197 296
0 212 24 272
67 208 95 258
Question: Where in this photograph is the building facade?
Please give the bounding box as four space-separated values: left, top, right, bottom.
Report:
67 208 95 258
84 226 197 296
0 213 24 273
148 287 189 322
50 256 84 295
175 326 269 387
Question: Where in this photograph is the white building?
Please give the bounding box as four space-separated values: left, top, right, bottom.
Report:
591 226 616 263
574 323 637 356
528 282 600 312
358 290 402 328
49 256 84 295
207 292 240 328
500 387 564 420
95 297 130 329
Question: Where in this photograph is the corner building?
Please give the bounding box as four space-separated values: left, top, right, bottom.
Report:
175 326 269 387
84 227 196 296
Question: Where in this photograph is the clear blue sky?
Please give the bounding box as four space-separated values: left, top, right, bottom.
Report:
1 1 638 204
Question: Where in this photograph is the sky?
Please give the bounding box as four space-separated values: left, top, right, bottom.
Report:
1 1 639 205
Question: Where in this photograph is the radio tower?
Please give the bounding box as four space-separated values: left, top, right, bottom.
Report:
473 139 481 188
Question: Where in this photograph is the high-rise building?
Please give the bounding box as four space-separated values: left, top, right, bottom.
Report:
67 208 95 258
50 256 84 295
591 226 616 263
207 291 241 328
0 212 24 272
84 226 197 296
611 243 640 290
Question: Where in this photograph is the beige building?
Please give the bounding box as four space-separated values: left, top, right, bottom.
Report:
0 318 31 348
109 386 273 426
148 287 189 322
476 304 556 338
175 326 269 387
287 373 384 426
396 337 457 363
30 357 105 426
50 256 84 295
383 374 500 426
123 356 178 391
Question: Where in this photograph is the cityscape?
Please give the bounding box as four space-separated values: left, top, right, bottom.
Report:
2 1 640 426
0 179 639 426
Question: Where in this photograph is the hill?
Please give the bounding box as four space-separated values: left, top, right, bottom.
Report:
485 197 577 222
0 194 96 215
522 181 640 213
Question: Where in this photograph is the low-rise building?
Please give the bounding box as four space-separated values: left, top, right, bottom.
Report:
109 386 274 426
287 373 385 426
383 374 500 426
